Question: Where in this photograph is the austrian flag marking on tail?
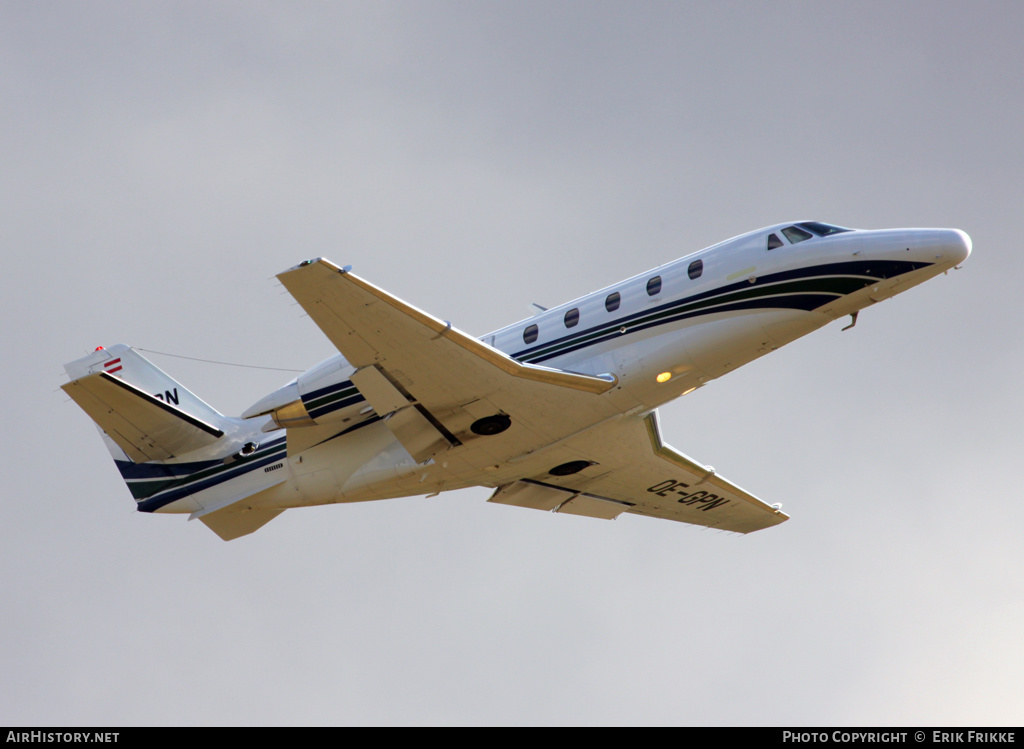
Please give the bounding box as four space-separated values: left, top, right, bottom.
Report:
103 358 122 375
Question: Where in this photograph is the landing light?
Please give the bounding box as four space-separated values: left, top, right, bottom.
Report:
656 372 672 383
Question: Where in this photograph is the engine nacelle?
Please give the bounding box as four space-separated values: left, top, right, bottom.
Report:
242 354 364 430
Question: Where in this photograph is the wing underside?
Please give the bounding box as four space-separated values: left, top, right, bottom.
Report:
489 411 789 533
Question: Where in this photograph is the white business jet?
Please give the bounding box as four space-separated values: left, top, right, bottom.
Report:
63 222 970 540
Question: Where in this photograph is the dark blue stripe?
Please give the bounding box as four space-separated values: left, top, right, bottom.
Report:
308 391 365 419
509 260 929 363
136 447 288 513
115 435 286 480
132 417 383 512
302 381 367 419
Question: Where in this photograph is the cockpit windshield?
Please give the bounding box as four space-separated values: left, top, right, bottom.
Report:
782 225 814 244
769 222 855 250
797 221 852 237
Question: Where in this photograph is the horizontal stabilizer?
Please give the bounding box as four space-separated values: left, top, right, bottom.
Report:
190 481 290 541
62 371 224 463
198 506 284 541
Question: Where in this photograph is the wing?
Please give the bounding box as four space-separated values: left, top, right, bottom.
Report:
278 259 787 533
489 411 789 533
277 259 621 464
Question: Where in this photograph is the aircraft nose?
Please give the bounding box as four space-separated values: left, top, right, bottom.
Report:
946 228 972 265
913 228 972 266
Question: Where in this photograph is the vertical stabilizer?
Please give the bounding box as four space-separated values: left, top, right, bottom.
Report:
62 345 290 539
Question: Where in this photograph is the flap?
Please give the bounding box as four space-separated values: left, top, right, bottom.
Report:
489 479 631 520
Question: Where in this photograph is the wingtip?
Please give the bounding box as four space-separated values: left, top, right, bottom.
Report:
280 258 352 276
283 257 324 272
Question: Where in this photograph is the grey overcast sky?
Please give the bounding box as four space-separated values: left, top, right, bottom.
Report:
3 0 1022 726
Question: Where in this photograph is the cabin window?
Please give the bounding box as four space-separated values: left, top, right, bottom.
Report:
605 292 621 312
646 276 662 296
767 233 783 250
564 308 580 328
782 225 814 244
523 324 539 344
688 259 703 280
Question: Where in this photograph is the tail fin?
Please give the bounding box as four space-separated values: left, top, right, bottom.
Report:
62 345 230 463
63 345 290 540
